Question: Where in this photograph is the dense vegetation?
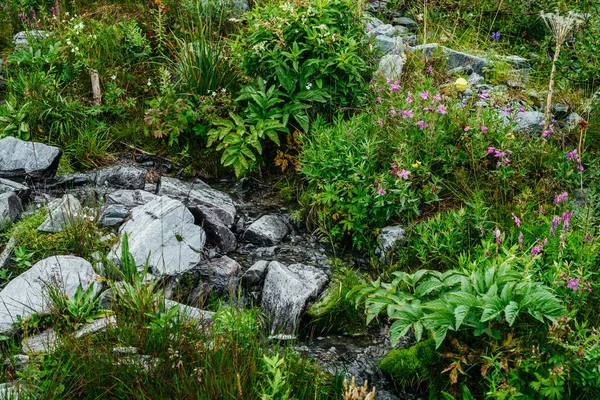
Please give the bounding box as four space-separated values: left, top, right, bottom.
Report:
0 0 599 398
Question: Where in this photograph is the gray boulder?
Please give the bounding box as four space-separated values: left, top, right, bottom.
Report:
375 36 403 55
392 17 418 32
0 178 30 200
467 73 485 86
158 177 237 252
242 260 269 288
0 192 22 229
261 262 329 333
100 189 159 226
37 194 82 233
563 113 583 132
377 54 404 81
552 103 569 120
375 226 406 263
163 299 214 325
95 165 147 190
372 24 396 37
0 256 100 335
244 215 290 246
111 196 206 277
13 30 48 49
199 256 242 297
0 137 61 181
510 111 545 134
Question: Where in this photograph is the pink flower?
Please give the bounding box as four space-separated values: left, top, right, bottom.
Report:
436 104 448 114
554 192 568 204
406 92 413 104
427 66 434 74
376 97 382 103
390 108 397 116
377 187 386 196
416 120 427 130
402 109 413 119
487 147 495 154
389 81 401 92
566 149 577 160
378 118 383 127
542 130 549 138
478 92 490 100
432 93 442 102
377 88 383 93
422 106 433 112
513 214 522 228
420 91 429 100
518 232 524 247
398 169 411 179
493 228 502 244
481 125 488 133
464 126 471 132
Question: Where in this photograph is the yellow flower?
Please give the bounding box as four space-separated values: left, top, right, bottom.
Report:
411 161 422 168
455 78 468 92
506 133 515 140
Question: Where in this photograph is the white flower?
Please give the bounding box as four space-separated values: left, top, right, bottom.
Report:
221 88 226 93
147 78 152 87
306 83 312 90
111 75 116 81
211 91 216 97
74 46 79 51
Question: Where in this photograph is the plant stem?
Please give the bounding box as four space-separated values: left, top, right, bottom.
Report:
545 41 562 123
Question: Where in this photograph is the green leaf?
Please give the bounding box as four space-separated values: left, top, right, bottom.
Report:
504 301 519 326
454 305 469 330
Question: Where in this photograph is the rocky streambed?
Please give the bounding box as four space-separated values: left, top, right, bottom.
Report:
0 136 419 399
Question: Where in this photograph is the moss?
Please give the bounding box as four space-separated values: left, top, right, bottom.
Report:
379 338 439 388
307 266 366 335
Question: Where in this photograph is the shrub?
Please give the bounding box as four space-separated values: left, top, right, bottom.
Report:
234 0 374 114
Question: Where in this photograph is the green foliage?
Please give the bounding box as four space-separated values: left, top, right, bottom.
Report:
379 338 439 388
260 353 292 400
235 0 374 113
354 251 566 348
48 283 108 332
308 266 366 334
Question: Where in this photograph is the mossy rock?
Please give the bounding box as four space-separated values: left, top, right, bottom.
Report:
379 338 439 388
307 267 366 335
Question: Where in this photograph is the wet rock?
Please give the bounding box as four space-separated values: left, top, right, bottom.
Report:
37 194 82 233
3 354 29 371
410 44 490 76
394 26 409 35
242 260 269 288
199 256 242 297
164 299 214 325
261 262 329 333
563 112 583 131
158 177 236 252
95 165 147 190
0 137 61 182
0 192 22 229
111 196 206 277
100 189 159 226
512 111 545 134
244 215 290 246
0 178 30 201
99 204 129 226
13 30 48 49
373 24 396 37
0 256 100 334
375 36 403 55
375 226 406 263
552 103 569 120
377 54 404 81
392 17 418 32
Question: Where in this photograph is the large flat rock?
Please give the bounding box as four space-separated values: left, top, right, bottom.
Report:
0 137 61 182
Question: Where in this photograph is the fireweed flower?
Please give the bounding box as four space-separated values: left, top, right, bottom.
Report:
432 93 442 102
406 92 413 104
567 278 580 291
376 97 382 103
530 245 542 257
464 126 471 132
554 192 568 204
398 169 411 179
436 104 448 114
402 109 413 119
481 125 488 133
416 120 427 130
420 91 429 100
377 187 386 196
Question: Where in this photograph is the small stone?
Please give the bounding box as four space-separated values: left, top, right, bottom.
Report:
13 30 48 49
0 192 22 229
552 103 569 120
373 24 395 37
244 215 290 246
0 137 61 182
37 194 82 233
0 178 30 201
375 226 406 263
375 36 403 55
467 73 485 85
242 260 269 287
563 113 583 131
394 25 409 35
392 17 418 32
377 54 404 81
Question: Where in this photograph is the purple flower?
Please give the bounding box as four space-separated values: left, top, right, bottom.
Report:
513 214 522 228
389 81 401 92
398 169 411 179
542 130 549 138
378 118 383 127
377 187 386 196
432 93 442 102
464 126 471 132
562 211 573 232
18 13 24 20
554 192 568 204
493 228 502 244
436 104 448 114
416 120 427 130
550 216 561 237
406 92 413 104
390 108 397 116
491 31 500 41
488 146 495 154
29 7 36 19
481 125 488 133
585 233 592 244
530 245 542 257
478 92 490 100
376 97 382 103
420 91 429 100
427 66 434 74
518 232 524 247
50 7 56 16
567 278 580 291
402 109 413 119
566 149 578 160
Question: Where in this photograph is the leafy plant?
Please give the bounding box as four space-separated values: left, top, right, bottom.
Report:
48 282 108 332
354 251 566 348
260 354 292 400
